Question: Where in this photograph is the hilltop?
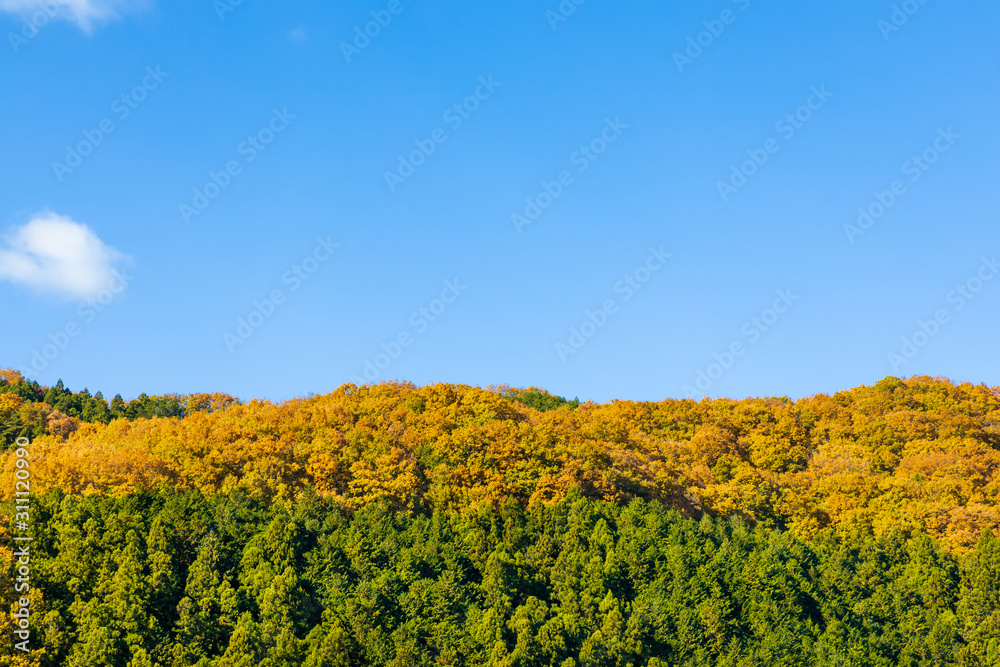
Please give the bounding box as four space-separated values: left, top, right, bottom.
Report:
3 371 999 551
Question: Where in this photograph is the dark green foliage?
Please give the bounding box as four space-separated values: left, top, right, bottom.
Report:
0 374 45 401
0 371 239 449
507 388 581 412
6 488 998 666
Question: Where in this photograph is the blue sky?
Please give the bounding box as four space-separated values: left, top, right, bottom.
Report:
1 0 997 404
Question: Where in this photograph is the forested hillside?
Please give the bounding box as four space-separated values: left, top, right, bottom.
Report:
3 372 1000 665
4 490 1000 666
3 372 999 550
0 369 237 443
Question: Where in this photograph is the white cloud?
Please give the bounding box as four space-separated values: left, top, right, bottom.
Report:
288 27 307 42
0 0 146 31
0 212 128 299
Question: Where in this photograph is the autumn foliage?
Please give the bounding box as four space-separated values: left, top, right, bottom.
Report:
3 373 999 552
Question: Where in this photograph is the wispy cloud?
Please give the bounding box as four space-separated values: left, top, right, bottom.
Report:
0 212 129 299
0 0 147 31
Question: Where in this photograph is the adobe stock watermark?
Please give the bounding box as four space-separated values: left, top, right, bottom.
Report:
51 66 169 182
384 75 502 192
681 289 799 398
351 279 467 383
179 107 295 224
23 269 134 377
12 436 32 653
556 247 671 362
8 0 71 53
223 236 339 352
717 85 833 202
511 116 628 234
340 0 413 63
214 0 247 21
672 0 752 74
878 0 930 40
887 256 997 371
546 0 586 30
844 126 959 244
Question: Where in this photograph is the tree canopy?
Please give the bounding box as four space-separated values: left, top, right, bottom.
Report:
3 488 1000 666
4 372 1000 665
3 373 998 551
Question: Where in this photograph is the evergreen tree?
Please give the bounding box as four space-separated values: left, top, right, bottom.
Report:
110 394 127 420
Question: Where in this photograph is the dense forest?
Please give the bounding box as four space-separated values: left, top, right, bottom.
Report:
3 370 1000 665
0 369 238 443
